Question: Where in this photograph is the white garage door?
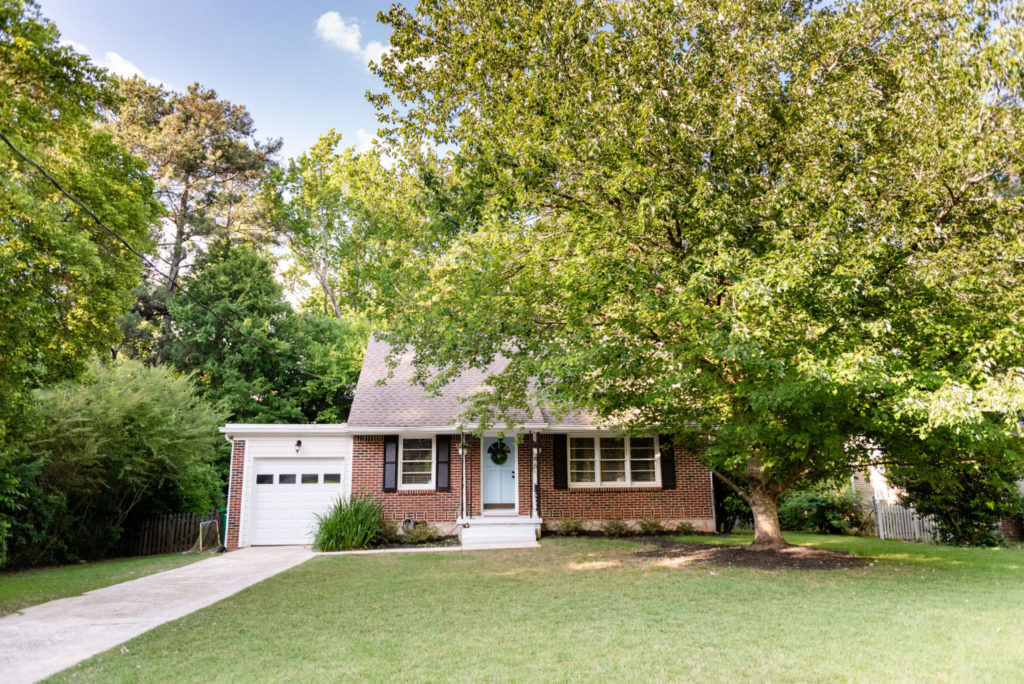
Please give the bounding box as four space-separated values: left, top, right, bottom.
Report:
250 458 346 545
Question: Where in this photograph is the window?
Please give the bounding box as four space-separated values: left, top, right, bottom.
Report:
568 436 660 487
301 473 318 484
323 473 341 484
399 437 434 489
278 474 296 484
256 474 273 485
569 438 595 483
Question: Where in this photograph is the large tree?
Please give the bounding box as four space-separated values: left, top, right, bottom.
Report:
263 130 431 319
368 0 1024 547
108 78 281 359
166 240 366 430
0 0 160 435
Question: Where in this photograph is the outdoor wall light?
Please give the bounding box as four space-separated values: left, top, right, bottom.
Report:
294 439 302 454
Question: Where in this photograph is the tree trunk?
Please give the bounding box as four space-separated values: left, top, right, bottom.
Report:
748 482 788 549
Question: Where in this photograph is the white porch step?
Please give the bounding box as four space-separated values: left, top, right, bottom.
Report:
459 517 541 550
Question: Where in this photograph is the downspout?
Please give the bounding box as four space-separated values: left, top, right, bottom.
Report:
532 432 540 520
461 433 467 524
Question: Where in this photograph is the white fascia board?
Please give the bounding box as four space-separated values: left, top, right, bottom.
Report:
345 423 598 434
219 424 351 437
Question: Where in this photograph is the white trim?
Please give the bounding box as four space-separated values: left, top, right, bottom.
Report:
480 436 518 516
398 434 436 490
221 423 646 436
566 434 662 488
221 424 350 436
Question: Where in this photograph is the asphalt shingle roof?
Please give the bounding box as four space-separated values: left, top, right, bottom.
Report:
347 336 596 430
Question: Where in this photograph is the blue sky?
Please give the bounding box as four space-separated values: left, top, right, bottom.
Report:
39 1 397 161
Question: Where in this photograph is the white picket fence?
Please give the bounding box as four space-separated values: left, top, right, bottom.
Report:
874 500 939 541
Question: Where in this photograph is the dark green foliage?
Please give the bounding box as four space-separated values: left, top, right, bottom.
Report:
0 0 160 438
166 241 366 428
713 473 753 534
675 521 696 536
884 437 1023 546
313 496 384 551
402 522 440 545
602 519 629 538
373 519 402 546
555 518 585 536
176 463 226 514
3 359 225 568
638 518 663 535
778 484 862 535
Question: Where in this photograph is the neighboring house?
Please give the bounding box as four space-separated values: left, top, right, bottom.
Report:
222 337 716 549
851 465 1024 543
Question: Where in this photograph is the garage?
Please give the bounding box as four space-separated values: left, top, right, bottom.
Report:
250 458 347 545
221 425 352 547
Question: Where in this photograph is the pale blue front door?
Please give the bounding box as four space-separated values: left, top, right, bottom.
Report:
482 437 516 509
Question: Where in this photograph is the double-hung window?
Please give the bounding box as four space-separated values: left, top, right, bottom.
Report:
568 435 660 487
398 437 434 489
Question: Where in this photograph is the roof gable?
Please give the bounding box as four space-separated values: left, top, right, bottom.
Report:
347 336 595 430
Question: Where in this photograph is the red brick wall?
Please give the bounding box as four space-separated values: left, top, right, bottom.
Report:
535 435 714 528
352 433 714 530
352 435 469 525
226 439 246 550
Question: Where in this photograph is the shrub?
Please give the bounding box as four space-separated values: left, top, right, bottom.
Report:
676 521 696 535
887 446 1023 547
638 517 663 535
403 522 439 544
313 495 384 551
374 519 401 545
556 517 586 536
602 519 629 537
5 359 225 568
778 484 861 535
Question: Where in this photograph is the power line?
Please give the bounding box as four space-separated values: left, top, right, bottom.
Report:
0 128 334 383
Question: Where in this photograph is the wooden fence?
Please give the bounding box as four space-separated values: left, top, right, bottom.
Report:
874 501 939 542
122 511 221 557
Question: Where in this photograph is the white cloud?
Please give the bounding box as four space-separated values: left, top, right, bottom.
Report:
60 39 166 86
315 12 390 68
355 128 375 153
99 51 145 79
363 40 389 65
315 12 362 53
61 39 88 54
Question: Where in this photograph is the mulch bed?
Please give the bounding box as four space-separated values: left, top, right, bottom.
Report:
634 540 868 570
374 536 461 550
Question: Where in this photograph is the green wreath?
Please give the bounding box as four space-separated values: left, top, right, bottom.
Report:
488 439 511 465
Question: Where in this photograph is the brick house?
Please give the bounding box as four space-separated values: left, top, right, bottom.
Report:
223 337 715 549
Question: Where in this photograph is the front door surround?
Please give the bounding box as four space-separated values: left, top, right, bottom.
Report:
482 436 516 511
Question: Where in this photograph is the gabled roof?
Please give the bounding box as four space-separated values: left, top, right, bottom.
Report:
347 336 596 431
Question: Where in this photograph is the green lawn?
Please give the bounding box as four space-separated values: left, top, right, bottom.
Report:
52 534 1024 682
0 552 207 616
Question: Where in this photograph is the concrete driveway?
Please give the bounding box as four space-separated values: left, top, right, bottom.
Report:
0 546 314 684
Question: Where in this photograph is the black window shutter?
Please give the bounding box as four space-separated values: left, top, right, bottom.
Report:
552 434 568 490
383 436 398 492
436 434 451 492
659 435 676 490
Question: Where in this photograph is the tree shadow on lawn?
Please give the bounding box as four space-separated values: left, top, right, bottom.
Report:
633 540 868 570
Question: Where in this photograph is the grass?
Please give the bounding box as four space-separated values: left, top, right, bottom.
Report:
52 533 1024 683
0 552 207 616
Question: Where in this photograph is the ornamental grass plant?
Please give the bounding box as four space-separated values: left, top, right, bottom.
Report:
313 495 384 551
